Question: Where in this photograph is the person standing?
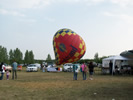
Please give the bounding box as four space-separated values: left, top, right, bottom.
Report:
81 63 87 80
43 65 45 72
12 61 18 80
73 64 78 80
0 62 5 80
109 61 113 75
41 63 43 70
88 62 94 80
6 69 10 80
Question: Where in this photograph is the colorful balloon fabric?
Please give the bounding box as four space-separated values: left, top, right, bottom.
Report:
53 28 86 65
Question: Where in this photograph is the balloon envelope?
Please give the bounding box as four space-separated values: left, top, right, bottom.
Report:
53 28 86 65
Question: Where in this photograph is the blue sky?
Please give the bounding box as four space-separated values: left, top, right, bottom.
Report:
0 0 133 60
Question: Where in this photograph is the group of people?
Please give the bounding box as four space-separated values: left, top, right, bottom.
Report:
73 62 94 80
1 61 94 80
0 61 18 80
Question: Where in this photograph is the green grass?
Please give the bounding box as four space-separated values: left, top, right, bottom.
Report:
0 68 133 100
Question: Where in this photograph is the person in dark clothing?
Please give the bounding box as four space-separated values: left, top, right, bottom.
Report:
109 61 113 75
0 63 3 72
0 62 5 80
88 62 94 80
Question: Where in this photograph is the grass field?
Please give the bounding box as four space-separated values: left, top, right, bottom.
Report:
0 68 133 100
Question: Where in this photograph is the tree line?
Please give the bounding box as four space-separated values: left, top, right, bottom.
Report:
0 45 34 65
0 45 107 65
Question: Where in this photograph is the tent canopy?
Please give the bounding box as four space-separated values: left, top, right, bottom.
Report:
102 55 133 75
103 55 130 61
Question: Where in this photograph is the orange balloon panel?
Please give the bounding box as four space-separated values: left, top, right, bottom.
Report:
53 28 86 65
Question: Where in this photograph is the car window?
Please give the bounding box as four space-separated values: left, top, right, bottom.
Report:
64 64 72 66
28 65 37 67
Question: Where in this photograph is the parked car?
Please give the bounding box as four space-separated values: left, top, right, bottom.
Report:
34 63 41 69
18 64 22 71
47 67 58 72
26 64 38 72
63 63 73 72
5 65 12 72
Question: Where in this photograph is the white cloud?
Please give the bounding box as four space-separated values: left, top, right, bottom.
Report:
0 8 25 17
0 0 52 9
19 18 37 23
88 0 105 3
1 0 133 10
103 11 133 24
103 11 133 37
120 14 133 24
103 12 115 17
58 0 105 3
44 17 55 22
17 0 52 9
0 0 106 9
0 9 8 14
110 0 133 7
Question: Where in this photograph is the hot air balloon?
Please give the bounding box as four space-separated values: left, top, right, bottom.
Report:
120 50 133 58
53 28 86 65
